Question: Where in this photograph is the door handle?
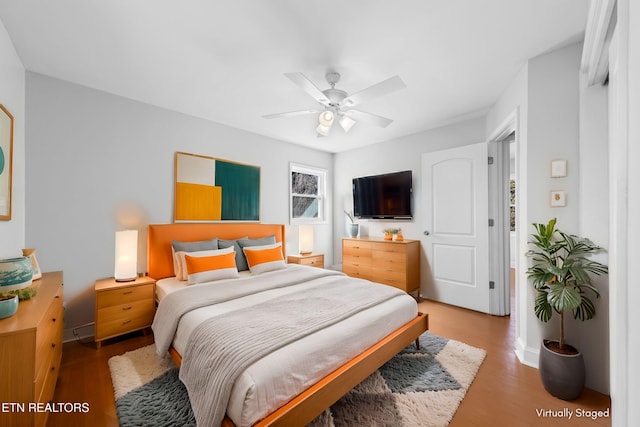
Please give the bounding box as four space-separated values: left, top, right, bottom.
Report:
423 230 430 236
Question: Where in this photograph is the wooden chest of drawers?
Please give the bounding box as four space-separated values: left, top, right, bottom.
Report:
94 276 155 348
0 271 64 427
342 238 420 295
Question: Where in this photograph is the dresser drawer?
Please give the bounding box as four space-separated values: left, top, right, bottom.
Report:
342 264 372 280
371 242 407 254
97 283 154 308
372 249 407 265
342 240 372 256
35 323 63 405
35 288 63 380
372 267 407 288
342 254 372 268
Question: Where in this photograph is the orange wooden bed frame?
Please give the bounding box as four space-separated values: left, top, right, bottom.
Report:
147 223 428 427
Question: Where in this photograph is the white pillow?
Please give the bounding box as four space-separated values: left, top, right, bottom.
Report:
174 246 234 281
184 250 239 285
242 242 286 275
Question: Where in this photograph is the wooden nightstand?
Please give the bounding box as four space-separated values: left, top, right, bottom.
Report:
94 276 156 348
287 253 325 269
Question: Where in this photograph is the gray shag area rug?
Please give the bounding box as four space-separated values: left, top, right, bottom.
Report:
109 332 485 427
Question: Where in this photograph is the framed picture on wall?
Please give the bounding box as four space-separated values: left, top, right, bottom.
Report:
174 151 260 222
550 159 567 178
0 104 13 221
550 190 566 207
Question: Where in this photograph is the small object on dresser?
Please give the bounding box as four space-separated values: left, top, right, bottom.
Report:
22 248 42 280
0 294 18 319
0 256 33 292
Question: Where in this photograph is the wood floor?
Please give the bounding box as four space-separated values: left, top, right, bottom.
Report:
48 298 611 427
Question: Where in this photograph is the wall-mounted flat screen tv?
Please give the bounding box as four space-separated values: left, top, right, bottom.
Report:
352 170 413 219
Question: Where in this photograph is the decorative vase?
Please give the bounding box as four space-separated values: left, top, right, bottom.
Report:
539 340 585 400
384 232 392 241
0 294 18 319
395 229 404 241
350 223 359 238
0 257 34 292
22 248 42 280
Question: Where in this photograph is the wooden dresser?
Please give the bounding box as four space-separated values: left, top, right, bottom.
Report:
94 276 156 348
0 271 64 427
342 237 420 295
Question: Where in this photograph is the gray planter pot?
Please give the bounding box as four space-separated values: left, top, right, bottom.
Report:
539 339 585 400
350 223 359 237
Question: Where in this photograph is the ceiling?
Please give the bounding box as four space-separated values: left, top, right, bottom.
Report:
0 1 589 153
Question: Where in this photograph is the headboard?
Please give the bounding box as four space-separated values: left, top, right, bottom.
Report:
147 223 286 279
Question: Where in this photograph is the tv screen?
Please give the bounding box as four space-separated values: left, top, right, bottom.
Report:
352 170 413 219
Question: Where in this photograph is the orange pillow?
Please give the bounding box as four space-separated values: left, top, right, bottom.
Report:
242 243 286 274
184 251 239 285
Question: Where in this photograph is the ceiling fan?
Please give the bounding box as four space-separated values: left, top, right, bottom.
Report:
263 71 406 137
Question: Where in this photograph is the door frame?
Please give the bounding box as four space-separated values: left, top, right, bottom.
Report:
487 109 519 317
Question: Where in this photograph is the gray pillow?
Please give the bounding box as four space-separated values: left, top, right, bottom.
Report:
220 235 277 271
218 237 249 271
171 238 219 253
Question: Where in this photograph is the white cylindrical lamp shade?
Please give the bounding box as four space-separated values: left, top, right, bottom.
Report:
299 225 314 255
115 230 138 281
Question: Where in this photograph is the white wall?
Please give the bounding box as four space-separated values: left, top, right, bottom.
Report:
0 19 25 258
578 72 609 393
25 72 334 340
487 42 610 394
332 117 487 289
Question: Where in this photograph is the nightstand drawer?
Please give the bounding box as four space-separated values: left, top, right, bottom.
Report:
297 255 324 268
96 306 155 340
97 299 154 323
97 283 154 308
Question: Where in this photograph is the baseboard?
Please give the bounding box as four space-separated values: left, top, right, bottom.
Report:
515 337 540 369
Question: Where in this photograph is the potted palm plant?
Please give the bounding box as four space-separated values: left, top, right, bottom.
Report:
526 218 608 400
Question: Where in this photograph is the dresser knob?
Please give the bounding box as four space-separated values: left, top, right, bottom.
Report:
52 318 56 322
122 306 132 311
51 343 56 348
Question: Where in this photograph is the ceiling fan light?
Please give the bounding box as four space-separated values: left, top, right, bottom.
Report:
316 123 331 136
318 110 334 126
339 115 356 133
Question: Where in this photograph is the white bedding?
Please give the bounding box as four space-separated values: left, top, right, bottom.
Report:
158 265 417 427
155 271 252 302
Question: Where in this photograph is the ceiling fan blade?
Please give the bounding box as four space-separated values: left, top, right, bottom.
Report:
262 109 321 119
284 72 330 105
344 109 394 128
342 75 406 107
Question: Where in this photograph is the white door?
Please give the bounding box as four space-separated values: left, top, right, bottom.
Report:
421 142 491 313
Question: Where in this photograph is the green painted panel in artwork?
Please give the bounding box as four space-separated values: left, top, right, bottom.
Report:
215 160 260 221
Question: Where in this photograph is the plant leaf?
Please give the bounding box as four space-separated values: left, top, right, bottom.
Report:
574 294 597 321
534 290 553 322
547 282 581 312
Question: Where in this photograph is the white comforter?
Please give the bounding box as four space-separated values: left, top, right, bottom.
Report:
153 265 418 426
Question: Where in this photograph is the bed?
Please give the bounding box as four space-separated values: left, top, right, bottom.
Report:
147 223 428 427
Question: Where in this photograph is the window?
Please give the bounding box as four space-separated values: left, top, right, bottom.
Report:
290 163 326 224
